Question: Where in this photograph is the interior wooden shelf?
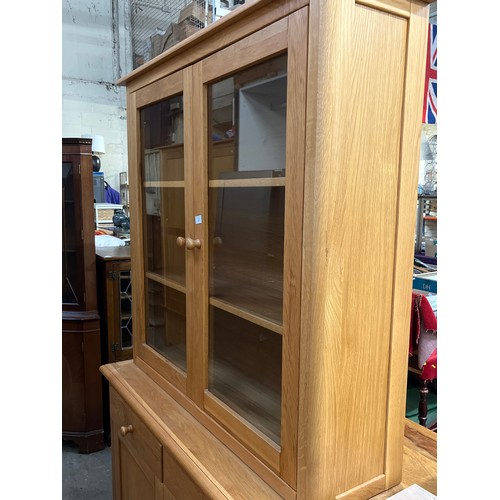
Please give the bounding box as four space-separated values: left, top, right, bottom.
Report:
146 267 283 333
209 297 283 335
145 143 184 152
209 357 281 444
146 271 186 294
210 265 283 327
209 177 286 188
144 181 185 188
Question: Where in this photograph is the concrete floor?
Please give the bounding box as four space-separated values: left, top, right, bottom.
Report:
62 440 112 500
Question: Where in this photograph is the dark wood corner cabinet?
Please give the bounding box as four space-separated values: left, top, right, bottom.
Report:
62 138 105 453
101 1 433 498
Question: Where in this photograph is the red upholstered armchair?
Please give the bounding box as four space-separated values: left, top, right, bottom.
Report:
409 292 437 430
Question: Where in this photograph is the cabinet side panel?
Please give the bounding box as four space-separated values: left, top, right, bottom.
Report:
384 0 429 488
299 1 413 497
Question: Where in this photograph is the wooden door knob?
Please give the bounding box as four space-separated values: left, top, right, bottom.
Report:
120 424 134 436
185 238 201 250
176 236 201 250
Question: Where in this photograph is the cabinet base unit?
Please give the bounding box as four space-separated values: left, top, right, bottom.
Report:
102 0 433 497
102 361 292 500
63 312 105 454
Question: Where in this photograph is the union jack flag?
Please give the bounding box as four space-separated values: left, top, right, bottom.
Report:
422 23 437 124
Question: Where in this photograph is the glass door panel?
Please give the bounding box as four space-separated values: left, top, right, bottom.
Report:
209 308 282 443
62 161 79 305
207 54 287 444
141 94 187 372
119 270 132 350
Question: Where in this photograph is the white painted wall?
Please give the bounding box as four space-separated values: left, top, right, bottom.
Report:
62 0 132 192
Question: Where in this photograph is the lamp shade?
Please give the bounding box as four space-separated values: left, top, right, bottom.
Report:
82 134 106 154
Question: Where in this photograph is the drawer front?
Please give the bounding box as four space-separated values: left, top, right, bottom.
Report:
110 388 162 481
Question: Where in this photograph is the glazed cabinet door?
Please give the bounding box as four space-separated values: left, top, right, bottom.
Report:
191 8 308 485
62 141 95 311
132 68 193 393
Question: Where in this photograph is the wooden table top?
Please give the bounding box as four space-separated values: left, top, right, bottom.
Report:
95 245 131 261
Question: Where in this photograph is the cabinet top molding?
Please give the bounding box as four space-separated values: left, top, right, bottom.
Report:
117 0 433 88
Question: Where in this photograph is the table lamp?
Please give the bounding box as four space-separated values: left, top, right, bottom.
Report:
82 134 106 172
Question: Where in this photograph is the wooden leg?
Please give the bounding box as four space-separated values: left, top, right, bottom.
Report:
418 378 429 427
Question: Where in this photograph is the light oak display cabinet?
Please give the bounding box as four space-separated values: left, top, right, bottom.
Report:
100 0 433 498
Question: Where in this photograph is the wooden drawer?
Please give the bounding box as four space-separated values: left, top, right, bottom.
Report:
110 388 163 481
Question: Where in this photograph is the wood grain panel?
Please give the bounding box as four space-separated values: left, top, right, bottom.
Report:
384 0 430 488
135 71 183 108
336 475 387 500
298 0 414 497
279 5 308 488
119 440 156 500
356 0 411 18
330 5 408 493
182 64 201 406
111 387 163 481
298 0 356 496
190 61 209 407
201 17 288 84
163 450 209 499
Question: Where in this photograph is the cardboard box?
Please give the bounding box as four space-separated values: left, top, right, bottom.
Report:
150 23 186 58
424 237 437 258
179 19 200 39
178 2 212 26
177 2 214 40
